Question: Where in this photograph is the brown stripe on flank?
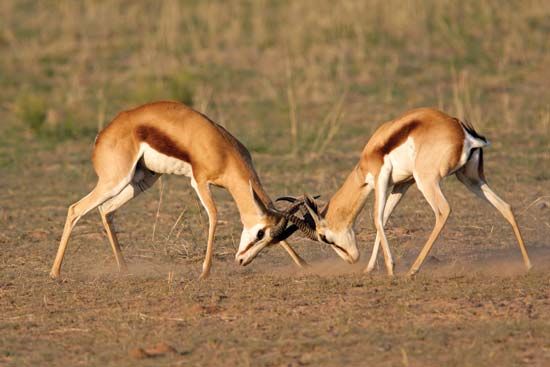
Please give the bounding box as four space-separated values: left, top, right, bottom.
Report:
378 119 420 155
361 119 422 176
135 125 191 163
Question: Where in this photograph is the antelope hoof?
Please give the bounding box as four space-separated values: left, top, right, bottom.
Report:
49 270 60 280
117 263 129 274
407 269 418 277
199 268 211 280
364 264 376 274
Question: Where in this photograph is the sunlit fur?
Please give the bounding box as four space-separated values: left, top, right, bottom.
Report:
50 101 306 280
319 224 360 264
236 223 271 265
306 108 531 276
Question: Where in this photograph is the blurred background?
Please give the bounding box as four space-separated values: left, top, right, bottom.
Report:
1 2 550 366
1 0 549 258
2 0 548 164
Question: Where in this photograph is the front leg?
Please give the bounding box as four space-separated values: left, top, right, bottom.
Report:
279 240 308 268
191 179 218 280
373 162 395 276
365 180 412 273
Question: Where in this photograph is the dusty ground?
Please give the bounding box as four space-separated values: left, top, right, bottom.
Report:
1 1 550 366
1 136 549 366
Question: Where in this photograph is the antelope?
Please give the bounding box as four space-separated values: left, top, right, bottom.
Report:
50 101 307 280
277 108 532 276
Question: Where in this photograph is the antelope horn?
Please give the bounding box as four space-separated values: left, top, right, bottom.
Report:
304 193 319 212
276 201 319 241
276 195 321 203
285 214 319 241
276 196 299 203
271 224 300 242
271 197 322 242
269 200 303 241
270 215 288 240
303 193 322 230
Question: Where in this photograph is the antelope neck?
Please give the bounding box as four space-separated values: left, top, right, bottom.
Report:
224 174 272 228
324 165 370 230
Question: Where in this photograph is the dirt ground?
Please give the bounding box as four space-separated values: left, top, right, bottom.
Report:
1 137 549 366
1 1 550 366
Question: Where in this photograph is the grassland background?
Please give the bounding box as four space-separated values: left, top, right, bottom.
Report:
1 1 549 366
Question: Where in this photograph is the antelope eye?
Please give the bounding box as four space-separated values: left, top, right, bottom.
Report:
257 229 265 240
320 234 333 244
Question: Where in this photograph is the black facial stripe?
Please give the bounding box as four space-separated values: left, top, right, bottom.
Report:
320 234 335 245
320 235 349 256
332 243 348 255
242 241 256 254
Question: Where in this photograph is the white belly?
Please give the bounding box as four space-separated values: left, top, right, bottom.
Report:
141 143 193 176
388 137 416 183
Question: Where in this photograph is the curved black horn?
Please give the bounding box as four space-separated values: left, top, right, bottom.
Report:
276 195 320 203
286 214 319 241
276 196 298 203
304 194 319 213
270 197 323 242
277 202 319 241
270 215 288 240
272 224 300 242
269 199 309 241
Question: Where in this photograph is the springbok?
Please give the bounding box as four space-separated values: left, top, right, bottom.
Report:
50 101 306 280
278 108 532 276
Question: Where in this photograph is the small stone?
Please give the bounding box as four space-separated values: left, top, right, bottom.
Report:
427 255 441 263
29 230 49 241
129 348 149 359
535 200 549 210
189 303 204 314
145 342 177 355
298 352 314 365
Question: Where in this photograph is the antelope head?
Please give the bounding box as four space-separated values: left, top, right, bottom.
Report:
277 194 360 264
235 185 304 266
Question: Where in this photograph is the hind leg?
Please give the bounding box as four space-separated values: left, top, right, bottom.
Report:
408 175 451 276
50 179 131 279
98 168 161 272
456 150 532 270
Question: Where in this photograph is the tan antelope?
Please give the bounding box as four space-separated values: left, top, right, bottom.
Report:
50 101 307 280
277 108 532 276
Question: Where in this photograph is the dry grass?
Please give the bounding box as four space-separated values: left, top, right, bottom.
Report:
2 1 550 150
1 1 549 366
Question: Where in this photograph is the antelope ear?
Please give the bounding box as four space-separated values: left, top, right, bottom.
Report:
303 193 322 229
320 202 329 216
304 194 319 213
249 180 268 216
